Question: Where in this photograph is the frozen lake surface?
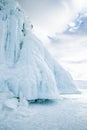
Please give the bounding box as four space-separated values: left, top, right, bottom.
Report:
0 89 87 130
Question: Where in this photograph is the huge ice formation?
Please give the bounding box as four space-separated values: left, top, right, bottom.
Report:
0 0 79 100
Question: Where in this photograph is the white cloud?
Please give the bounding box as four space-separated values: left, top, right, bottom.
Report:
72 0 87 11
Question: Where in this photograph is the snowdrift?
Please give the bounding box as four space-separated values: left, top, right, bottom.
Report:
0 0 79 100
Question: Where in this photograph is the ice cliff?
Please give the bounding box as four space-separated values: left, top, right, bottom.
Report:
0 0 79 100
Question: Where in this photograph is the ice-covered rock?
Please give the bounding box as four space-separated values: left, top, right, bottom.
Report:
4 98 18 109
0 0 79 100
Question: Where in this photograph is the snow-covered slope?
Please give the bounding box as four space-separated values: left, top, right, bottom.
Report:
64 9 87 35
0 0 79 101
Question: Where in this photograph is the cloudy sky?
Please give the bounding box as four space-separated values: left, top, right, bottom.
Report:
17 0 87 39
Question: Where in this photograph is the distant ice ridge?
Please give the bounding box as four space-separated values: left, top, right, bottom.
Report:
64 9 87 35
0 0 80 101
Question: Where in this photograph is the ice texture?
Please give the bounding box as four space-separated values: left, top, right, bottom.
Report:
0 0 79 100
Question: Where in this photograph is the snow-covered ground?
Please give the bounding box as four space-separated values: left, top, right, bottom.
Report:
0 88 87 130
